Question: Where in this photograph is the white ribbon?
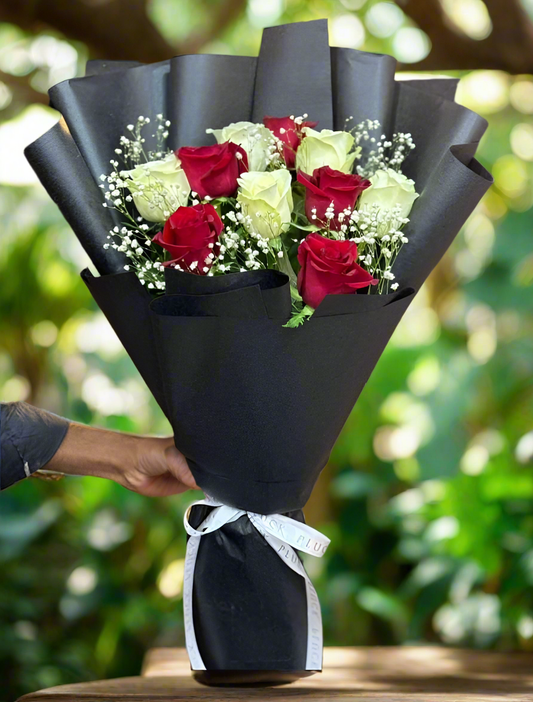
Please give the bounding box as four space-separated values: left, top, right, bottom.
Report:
182 498 330 671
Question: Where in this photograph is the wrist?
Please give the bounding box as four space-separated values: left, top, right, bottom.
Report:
47 424 143 483
92 434 140 484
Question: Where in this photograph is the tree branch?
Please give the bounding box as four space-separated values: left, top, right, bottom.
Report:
395 0 533 73
0 0 248 63
0 0 176 62
0 0 248 118
3 0 533 93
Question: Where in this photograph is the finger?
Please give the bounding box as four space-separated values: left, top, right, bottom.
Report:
165 445 198 489
139 472 192 497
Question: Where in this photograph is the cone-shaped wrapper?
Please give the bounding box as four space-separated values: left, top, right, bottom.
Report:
26 19 493 678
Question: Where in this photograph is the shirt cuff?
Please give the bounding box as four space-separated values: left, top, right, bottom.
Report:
0 402 70 490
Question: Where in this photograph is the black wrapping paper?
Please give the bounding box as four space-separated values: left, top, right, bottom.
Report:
150 288 414 514
331 48 397 135
25 120 127 275
26 19 493 676
252 21 333 127
168 55 257 148
164 268 292 319
48 61 170 183
189 506 309 671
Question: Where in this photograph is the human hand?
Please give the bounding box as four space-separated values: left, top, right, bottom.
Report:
47 424 198 497
121 436 198 497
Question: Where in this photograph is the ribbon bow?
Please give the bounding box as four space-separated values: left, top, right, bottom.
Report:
183 499 330 671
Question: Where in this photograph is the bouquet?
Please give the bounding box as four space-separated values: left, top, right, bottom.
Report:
96 111 416 327
26 19 492 685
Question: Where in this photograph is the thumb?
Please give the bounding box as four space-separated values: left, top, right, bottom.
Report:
165 445 198 490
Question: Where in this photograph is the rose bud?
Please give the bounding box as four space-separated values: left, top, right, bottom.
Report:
295 128 357 175
297 233 378 309
207 121 274 172
237 170 293 239
153 203 223 274
297 166 371 229
358 168 419 219
177 142 248 200
263 115 317 169
120 153 191 223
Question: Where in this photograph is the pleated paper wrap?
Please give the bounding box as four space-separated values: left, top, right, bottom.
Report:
26 20 492 676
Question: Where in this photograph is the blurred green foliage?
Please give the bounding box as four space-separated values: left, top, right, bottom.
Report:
1 0 533 700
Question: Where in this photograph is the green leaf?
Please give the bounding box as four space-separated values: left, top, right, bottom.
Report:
283 304 314 328
356 587 409 626
331 471 381 499
0 500 62 560
291 221 316 232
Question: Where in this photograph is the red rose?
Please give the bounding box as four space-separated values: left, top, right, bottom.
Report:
297 166 371 230
297 233 378 309
263 115 317 169
153 204 223 274
177 142 248 200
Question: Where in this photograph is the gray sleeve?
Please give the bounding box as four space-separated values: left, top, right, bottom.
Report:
0 402 70 490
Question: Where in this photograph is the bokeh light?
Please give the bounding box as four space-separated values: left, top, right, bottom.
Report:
510 80 533 114
158 560 185 598
0 105 58 185
31 320 58 348
365 3 404 38
67 566 98 596
493 154 529 198
330 13 366 48
392 28 431 63
440 0 492 40
247 0 284 28
510 123 533 161
340 0 367 8
457 71 510 114
0 80 12 109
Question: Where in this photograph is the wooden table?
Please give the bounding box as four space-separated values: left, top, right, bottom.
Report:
17 646 533 701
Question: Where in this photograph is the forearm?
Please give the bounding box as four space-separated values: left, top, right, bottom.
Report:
0 402 196 496
47 423 149 481
46 423 196 497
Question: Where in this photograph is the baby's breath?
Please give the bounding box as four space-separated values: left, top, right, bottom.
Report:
210 200 282 275
346 118 415 178
99 115 174 288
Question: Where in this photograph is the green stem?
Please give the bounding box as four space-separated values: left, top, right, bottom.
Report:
271 239 298 287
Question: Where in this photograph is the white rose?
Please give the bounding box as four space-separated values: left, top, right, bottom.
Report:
358 168 419 218
295 127 358 175
208 121 273 172
121 153 190 222
237 170 293 240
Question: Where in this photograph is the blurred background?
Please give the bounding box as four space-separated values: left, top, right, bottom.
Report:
0 0 532 699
